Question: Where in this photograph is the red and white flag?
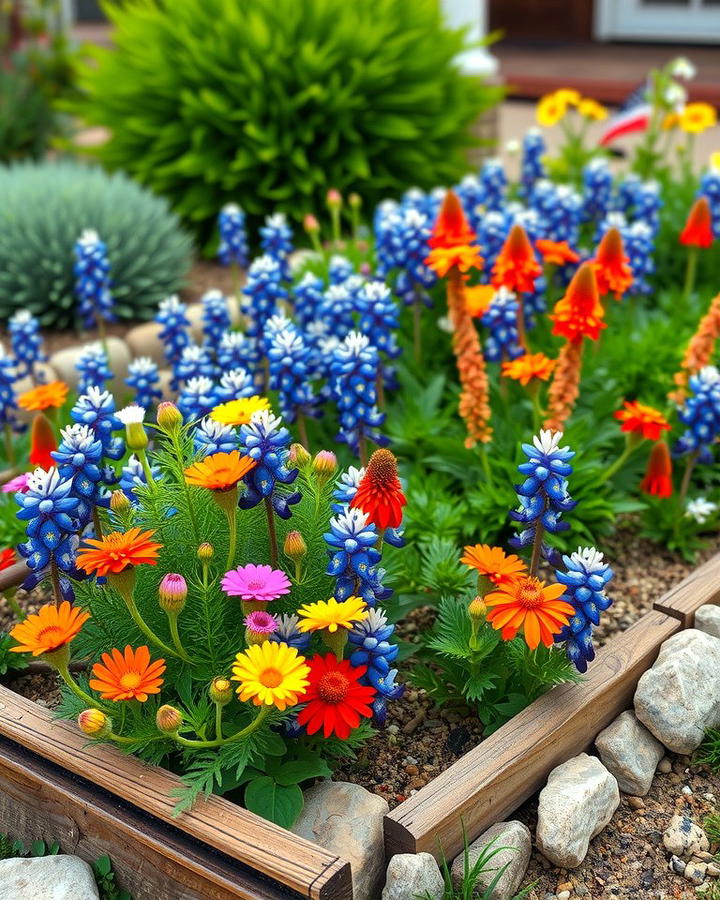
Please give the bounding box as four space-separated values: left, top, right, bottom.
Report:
599 82 652 146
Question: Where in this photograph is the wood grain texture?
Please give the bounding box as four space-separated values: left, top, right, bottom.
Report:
0 560 29 591
652 552 720 626
0 686 351 900
385 610 681 861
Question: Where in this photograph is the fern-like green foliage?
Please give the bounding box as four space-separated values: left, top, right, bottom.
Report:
0 632 29 676
67 0 502 240
0 160 192 329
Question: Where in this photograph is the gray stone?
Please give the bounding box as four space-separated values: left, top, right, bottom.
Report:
669 855 686 875
663 815 710 857
536 753 620 868
595 710 665 796
695 605 720 640
634 629 720 754
0 855 99 899
449 821 531 900
685 861 708 885
292 781 389 900
382 853 444 900
49 337 131 395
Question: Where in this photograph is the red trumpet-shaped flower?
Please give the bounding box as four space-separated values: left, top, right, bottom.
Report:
680 196 714 249
535 239 580 266
425 190 484 277
639 442 673 499
29 414 57 470
549 263 606 342
492 224 542 294
592 227 633 299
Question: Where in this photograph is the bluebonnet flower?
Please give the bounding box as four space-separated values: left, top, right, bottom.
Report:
330 332 386 452
375 207 436 307
324 507 391 607
76 343 112 394
509 430 577 550
481 288 524 362
214 367 257 403
216 332 263 387
319 282 357 338
673 366 720 462
479 157 508 211
193 417 238 457
555 547 614 673
260 213 294 280
178 376 217 422
348 607 403 698
70 387 124 461
581 158 613 223
119 454 159 503
263 313 294 350
520 130 546 199
51 423 105 526
633 180 662 236
271 613 311 652
455 174 484 224
624 221 655 295
700 167 720 238
476 210 510 282
328 255 354 284
0 345 18 429
16 467 79 575
530 181 581 245
242 255 288 337
400 187 433 215
615 172 642 215
201 290 231 351
8 311 45 380
174 344 216 386
238 410 301 519
74 229 115 330
293 272 325 329
156 295 191 386
356 281 400 363
218 203 248 268
266 324 319 422
126 357 162 409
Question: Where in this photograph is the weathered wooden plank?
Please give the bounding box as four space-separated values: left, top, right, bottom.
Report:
0 686 352 900
0 736 304 900
652 552 720 626
0 560 28 592
385 610 680 861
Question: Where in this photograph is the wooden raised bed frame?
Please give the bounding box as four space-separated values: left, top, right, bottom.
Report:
0 556 718 897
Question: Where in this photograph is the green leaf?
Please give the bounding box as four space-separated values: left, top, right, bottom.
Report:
244 777 304 829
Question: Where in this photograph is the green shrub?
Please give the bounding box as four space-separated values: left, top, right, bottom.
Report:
69 0 502 239
0 160 193 329
0 60 57 162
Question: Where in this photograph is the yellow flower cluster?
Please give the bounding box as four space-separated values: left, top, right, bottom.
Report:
536 89 608 127
664 102 717 135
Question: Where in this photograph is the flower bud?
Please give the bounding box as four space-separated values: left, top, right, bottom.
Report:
159 573 188 614
468 596 487 622
110 490 131 514
156 704 183 734
284 530 307 562
312 450 337 484
209 676 234 706
326 188 342 209
156 401 182 433
197 542 214 562
78 708 112 739
348 192 361 209
289 442 311 468
303 213 320 234
244 610 278 646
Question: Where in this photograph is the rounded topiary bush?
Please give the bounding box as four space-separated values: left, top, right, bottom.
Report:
69 0 499 239
0 160 193 330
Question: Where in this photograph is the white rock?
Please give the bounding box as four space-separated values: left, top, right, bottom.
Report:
663 814 710 857
536 753 620 869
125 321 165 366
382 853 444 900
634 629 720 753
450 821 531 899
49 337 131 395
595 710 665 796
0 855 99 899
292 781 389 900
695 605 720 640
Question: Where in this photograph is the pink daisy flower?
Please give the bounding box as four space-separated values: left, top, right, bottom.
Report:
221 563 291 603
2 473 30 494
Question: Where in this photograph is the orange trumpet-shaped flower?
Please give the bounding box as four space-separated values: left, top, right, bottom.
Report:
669 292 720 403
592 227 633 299
425 190 484 277
484 575 574 650
614 400 670 441
680 196 714 249
549 263 606 342
502 352 556 386
535 239 580 266
29 414 57 470
544 339 583 432
639 442 673 499
492 224 542 294
76 527 162 578
89 645 166 702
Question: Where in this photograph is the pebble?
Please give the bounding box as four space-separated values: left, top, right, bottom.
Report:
658 758 673 774
556 892 570 900
685 861 708 885
627 796 645 810
670 855 686 875
662 814 710 857
682 786 693 795
708 863 720 878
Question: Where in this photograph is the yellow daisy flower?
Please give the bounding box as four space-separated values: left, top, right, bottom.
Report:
296 596 368 634
554 88 581 106
536 92 568 127
210 396 270 426
679 102 717 135
578 98 608 121
663 111 680 130
231 641 310 710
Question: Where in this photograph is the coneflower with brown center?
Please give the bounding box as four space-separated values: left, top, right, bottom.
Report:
669 292 720 404
349 448 407 532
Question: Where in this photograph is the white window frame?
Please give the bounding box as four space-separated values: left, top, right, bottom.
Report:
595 0 720 43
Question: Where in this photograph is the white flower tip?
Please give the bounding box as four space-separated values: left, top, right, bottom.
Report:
117 404 146 425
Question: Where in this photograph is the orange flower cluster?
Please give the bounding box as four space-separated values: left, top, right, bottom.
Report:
549 263 606 342
502 352 556 386
461 544 526 587
592 228 633 299
90 645 166 702
492 224 542 294
543 339 583 432
535 239 579 266
425 190 484 278
465 284 495 318
614 400 670 441
669 292 720 403
680 196 714 249
29 414 57 470
17 381 69 412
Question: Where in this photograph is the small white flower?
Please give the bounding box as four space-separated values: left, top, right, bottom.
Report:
533 430 565 456
265 212 288 228
569 546 606 573
342 331 371 355
159 294 185 314
664 82 687 111
249 408 283 433
437 315 454 334
248 255 279 276
116 404 146 425
78 228 100 246
670 57 696 81
221 202 242 215
128 356 156 374
184 376 214 394
685 497 717 524
505 139 520 155
699 365 720 385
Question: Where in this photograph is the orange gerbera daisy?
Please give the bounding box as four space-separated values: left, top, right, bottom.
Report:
549 262 606 342
10 601 90 657
76 527 162 578
502 352 556 386
465 284 495 318
614 400 670 442
484 576 574 650
349 449 406 531
591 228 633 299
680 196 714 249
639 442 673 499
295 653 376 740
89 645 166 702
425 190 484 277
492 224 542 294
29 414 57 470
184 450 257 492
460 544 527 587
535 239 580 267
17 381 69 412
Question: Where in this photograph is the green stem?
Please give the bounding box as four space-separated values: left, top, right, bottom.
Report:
264 497 278 568
600 440 641 484
55 661 103 710
173 706 270 749
172 434 200 543
296 411 310 452
358 432 368 468
682 246 699 305
4 424 16 466
137 448 156 488
167 613 193 663
679 451 699 507
412 291 423 365
225 506 238 570
50 558 63 608
4 588 24 621
92 505 104 539
215 703 224 741
115 580 185 661
529 516 545 577
107 731 138 745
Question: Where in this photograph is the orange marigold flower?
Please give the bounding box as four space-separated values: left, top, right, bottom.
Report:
465 284 495 318
29 414 57 470
17 381 69 412
502 352 556 386
639 442 673 499
9 601 90 657
184 450 257 492
614 400 670 442
484 576 574 650
427 190 476 250
349 449 406 531
76 527 162 578
535 239 580 266
680 196 714 249
426 245 483 278
592 227 633 299
89 645 166 702
460 544 527 587
549 262 606 342
491 224 542 294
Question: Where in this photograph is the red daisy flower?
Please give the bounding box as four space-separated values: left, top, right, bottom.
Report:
349 449 407 531
29 414 57 470
680 196 714 249
295 654 376 740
